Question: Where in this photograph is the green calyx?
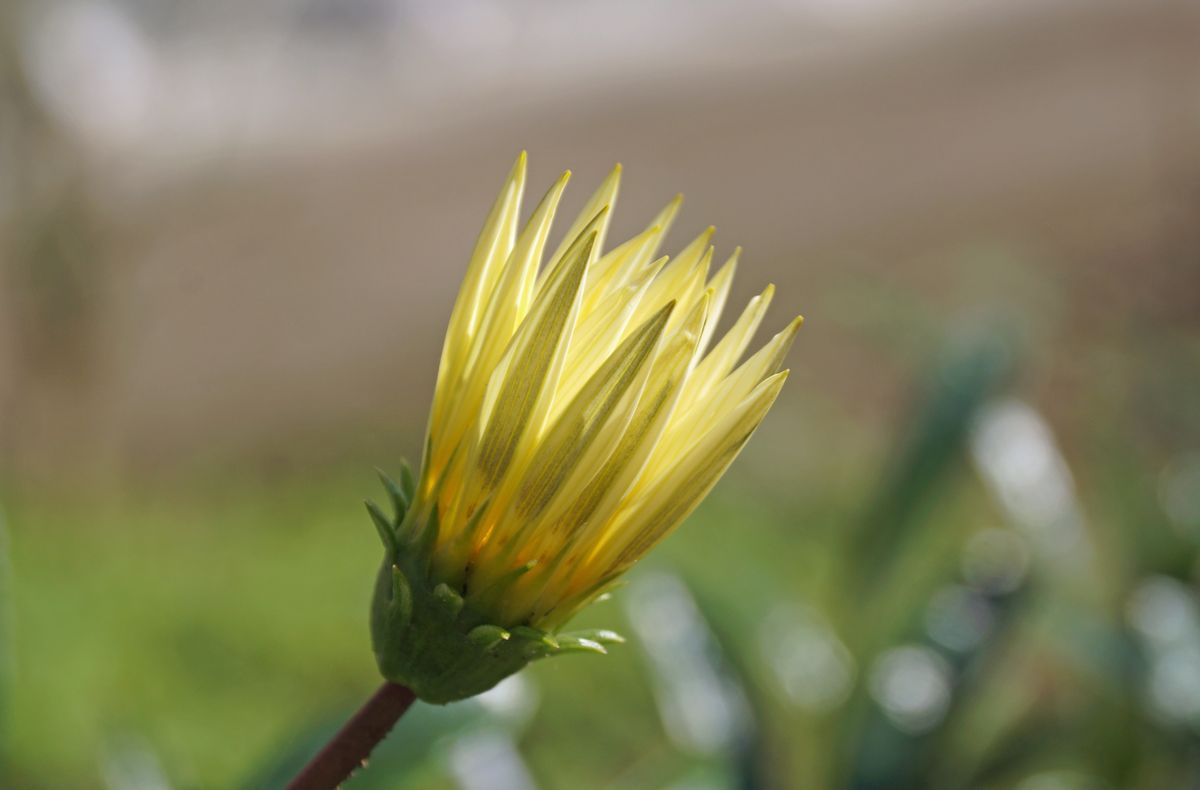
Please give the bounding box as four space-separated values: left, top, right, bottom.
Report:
367 466 624 704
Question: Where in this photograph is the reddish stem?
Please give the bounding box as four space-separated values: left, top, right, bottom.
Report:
283 682 417 790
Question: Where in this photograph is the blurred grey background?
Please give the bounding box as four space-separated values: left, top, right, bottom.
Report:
4 0 1197 481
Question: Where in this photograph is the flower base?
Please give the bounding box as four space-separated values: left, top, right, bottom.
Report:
367 469 622 704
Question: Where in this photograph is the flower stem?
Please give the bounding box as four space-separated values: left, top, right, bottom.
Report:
284 682 417 790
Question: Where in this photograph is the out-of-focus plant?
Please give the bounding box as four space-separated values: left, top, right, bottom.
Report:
684 327 1200 790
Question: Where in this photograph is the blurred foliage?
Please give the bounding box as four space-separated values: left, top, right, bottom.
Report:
3 326 1200 789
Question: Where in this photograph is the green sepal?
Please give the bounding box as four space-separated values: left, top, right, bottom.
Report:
413 504 440 559
432 583 464 621
399 463 416 503
368 493 623 704
467 625 510 651
560 628 624 645
388 565 413 630
366 500 399 557
376 468 410 525
553 636 607 655
510 625 556 647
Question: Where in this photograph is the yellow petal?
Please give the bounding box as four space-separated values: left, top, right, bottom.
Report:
541 163 621 288
628 227 713 331
475 226 600 486
580 193 680 314
588 369 790 578
517 294 710 622
430 171 571 479
646 193 683 240
581 225 664 315
425 153 526 490
676 283 774 416
663 247 713 336
437 222 600 578
697 248 739 355
468 302 675 595
553 255 669 413
685 315 802 424
647 315 801 484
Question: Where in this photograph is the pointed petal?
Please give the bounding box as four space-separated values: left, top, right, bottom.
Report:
553 255 670 413
646 194 683 239
515 294 710 621
543 163 621 282
697 249 739 355
628 227 714 331
475 229 598 487
648 314 801 483
430 172 571 475
582 225 664 315
470 302 675 589
677 283 774 415
663 247 713 336
433 225 599 578
591 370 790 577
514 301 675 521
424 153 526 489
685 315 802 424
560 292 711 547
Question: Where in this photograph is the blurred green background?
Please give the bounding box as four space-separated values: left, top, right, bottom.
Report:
2 1 1200 788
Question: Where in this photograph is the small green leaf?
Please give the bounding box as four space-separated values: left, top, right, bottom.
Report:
432 583 464 621
467 624 510 651
399 461 416 502
389 565 413 629
512 626 557 650
560 628 624 645
366 500 398 557
554 636 607 655
412 503 440 561
376 468 410 524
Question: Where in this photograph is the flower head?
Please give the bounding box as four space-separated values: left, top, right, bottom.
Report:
369 153 800 702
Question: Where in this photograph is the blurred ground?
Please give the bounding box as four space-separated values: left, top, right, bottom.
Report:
2 0 1200 788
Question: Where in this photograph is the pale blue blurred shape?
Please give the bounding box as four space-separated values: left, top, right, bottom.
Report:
757 603 855 713
101 736 173 790
868 645 952 735
1159 452 1200 538
446 728 536 790
625 572 750 756
924 584 994 654
970 398 1092 572
1127 575 1200 727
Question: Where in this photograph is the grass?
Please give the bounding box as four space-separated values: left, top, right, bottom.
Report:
0 442 889 789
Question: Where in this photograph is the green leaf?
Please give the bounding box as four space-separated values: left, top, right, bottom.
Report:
376 468 409 525
560 628 624 645
365 500 398 558
467 625 510 651
388 565 413 630
553 636 608 655
399 461 416 502
432 583 464 621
